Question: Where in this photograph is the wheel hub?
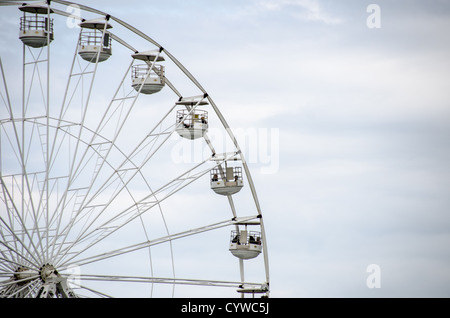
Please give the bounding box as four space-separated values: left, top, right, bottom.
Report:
35 264 77 298
39 264 59 282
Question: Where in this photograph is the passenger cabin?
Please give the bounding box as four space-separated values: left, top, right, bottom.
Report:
78 18 112 63
176 109 208 140
175 99 208 140
229 229 262 260
131 51 165 94
18 4 54 48
210 165 243 196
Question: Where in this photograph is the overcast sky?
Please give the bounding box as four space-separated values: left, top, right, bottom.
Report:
1 0 450 297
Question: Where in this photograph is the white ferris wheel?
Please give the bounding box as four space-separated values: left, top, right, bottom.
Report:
0 0 270 298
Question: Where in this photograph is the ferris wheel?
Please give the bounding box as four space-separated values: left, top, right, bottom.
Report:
0 1 270 298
